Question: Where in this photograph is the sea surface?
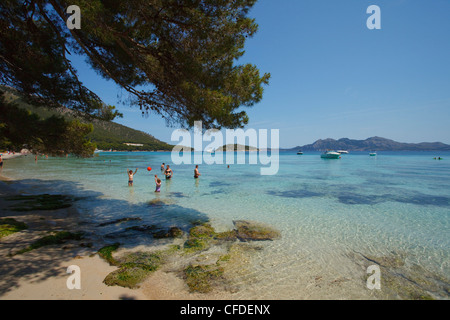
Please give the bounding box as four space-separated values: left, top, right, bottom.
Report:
2 151 450 299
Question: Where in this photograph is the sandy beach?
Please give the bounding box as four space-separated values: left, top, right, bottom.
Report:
0 175 238 300
0 176 147 300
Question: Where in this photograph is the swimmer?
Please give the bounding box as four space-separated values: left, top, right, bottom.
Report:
127 168 138 186
164 165 173 180
154 175 162 192
194 165 201 179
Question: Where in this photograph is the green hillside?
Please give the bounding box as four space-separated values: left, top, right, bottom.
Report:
1 88 173 152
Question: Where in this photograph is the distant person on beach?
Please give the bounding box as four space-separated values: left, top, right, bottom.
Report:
164 165 173 180
35 155 38 162
154 175 162 192
0 154 3 170
127 168 138 186
161 163 165 171
194 165 201 179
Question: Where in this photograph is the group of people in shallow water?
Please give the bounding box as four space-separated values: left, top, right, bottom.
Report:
126 163 201 193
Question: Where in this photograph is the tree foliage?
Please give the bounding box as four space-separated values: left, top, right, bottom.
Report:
0 90 96 156
0 0 270 129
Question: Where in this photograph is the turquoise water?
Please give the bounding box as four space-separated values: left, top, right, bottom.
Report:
2 151 450 298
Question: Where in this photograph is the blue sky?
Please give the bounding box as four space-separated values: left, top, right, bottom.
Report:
71 0 450 148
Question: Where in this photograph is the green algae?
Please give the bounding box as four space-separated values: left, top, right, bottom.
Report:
0 218 28 239
102 251 164 289
184 264 225 293
183 238 210 252
14 231 83 255
98 243 121 266
189 224 215 238
233 220 281 241
153 227 184 239
99 219 281 293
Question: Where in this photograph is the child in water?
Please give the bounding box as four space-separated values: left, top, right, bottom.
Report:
154 175 161 192
127 168 138 186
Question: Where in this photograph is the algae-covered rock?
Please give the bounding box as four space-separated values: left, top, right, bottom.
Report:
0 218 28 239
233 220 280 241
103 266 152 289
215 230 238 242
13 231 84 255
153 227 184 239
103 251 163 289
184 238 209 252
98 243 120 266
189 224 215 238
184 264 225 293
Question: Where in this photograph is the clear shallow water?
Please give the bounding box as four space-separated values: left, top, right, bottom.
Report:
2 151 450 298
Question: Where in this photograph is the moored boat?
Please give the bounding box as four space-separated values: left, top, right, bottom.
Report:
321 151 341 159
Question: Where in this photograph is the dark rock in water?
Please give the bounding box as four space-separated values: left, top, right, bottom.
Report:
97 217 142 227
153 227 184 239
233 220 281 241
168 227 184 238
126 225 159 232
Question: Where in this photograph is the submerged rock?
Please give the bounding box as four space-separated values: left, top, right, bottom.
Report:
356 251 448 300
102 251 163 289
184 264 225 293
153 227 184 239
97 217 142 227
233 220 281 241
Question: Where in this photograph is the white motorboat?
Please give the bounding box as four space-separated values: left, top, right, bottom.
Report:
321 151 341 159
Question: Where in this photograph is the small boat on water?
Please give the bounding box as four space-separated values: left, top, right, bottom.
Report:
297 150 303 155
370 152 377 156
321 151 341 159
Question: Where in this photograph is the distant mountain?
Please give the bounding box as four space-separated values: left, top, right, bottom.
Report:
285 137 450 152
2 88 173 151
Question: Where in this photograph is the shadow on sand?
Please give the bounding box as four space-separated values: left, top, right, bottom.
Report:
0 178 210 297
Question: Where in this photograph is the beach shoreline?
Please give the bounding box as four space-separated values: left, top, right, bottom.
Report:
0 175 238 300
0 176 149 300
1 153 448 300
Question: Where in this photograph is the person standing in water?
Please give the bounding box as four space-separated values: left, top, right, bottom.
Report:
127 168 138 186
154 175 162 192
164 165 173 180
161 163 165 171
194 165 201 179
